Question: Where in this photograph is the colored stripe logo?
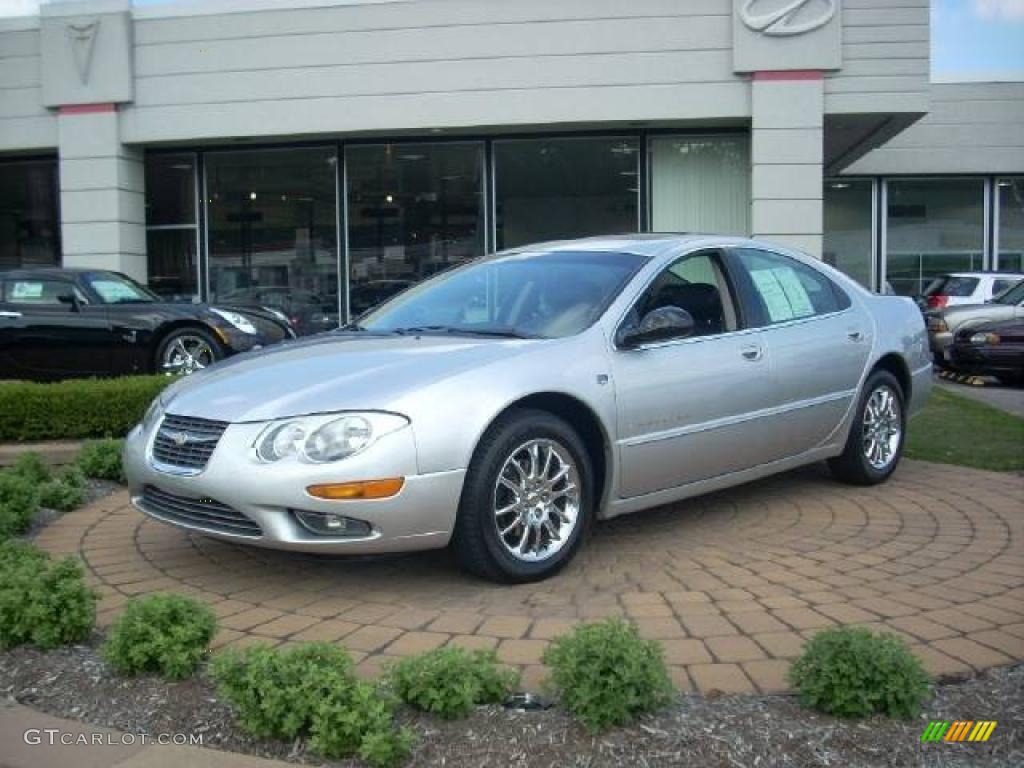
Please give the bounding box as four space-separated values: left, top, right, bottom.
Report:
921 721 997 742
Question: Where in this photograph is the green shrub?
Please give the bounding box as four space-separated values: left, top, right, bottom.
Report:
542 619 674 732
788 627 930 718
38 467 88 512
0 541 96 649
77 439 126 483
0 376 172 441
102 593 217 680
9 453 51 484
0 471 39 540
212 642 413 766
387 646 518 719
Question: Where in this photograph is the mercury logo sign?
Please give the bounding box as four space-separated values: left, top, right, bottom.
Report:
739 0 836 37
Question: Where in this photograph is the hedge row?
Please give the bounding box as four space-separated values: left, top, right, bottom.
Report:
0 376 173 441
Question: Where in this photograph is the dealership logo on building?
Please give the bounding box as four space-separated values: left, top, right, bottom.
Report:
739 0 836 37
66 18 100 84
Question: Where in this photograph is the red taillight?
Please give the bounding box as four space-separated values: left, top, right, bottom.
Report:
926 295 949 309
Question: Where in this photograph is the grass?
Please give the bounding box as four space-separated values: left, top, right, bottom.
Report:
906 387 1024 472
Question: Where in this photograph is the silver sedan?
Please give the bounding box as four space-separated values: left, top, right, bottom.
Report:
123 235 932 582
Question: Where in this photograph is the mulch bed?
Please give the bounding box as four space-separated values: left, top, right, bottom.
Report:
0 642 1020 767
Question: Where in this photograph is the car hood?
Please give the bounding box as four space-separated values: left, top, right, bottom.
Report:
934 303 1016 328
160 332 539 422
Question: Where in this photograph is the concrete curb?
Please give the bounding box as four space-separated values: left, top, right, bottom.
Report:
0 441 84 468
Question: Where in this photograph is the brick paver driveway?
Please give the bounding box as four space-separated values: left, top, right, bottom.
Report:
35 460 1023 694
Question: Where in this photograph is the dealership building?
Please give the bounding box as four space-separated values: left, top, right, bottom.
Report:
1 0 1022 325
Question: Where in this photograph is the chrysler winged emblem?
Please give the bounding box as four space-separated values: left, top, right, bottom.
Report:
67 19 100 84
167 431 190 447
739 0 836 37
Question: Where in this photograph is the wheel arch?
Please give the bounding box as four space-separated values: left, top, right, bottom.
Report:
481 391 614 515
870 352 912 401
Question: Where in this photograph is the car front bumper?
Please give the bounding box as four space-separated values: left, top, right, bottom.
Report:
123 416 464 555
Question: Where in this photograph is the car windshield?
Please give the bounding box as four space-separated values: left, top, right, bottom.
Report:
84 273 159 304
923 275 979 297
357 250 648 339
992 279 1024 305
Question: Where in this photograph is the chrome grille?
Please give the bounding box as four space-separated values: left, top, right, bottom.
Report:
140 485 262 537
152 414 228 472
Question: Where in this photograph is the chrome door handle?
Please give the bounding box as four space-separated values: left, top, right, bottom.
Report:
0 311 22 319
847 330 864 342
740 345 763 361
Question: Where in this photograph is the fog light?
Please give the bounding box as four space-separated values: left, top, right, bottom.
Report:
306 478 404 500
292 509 372 537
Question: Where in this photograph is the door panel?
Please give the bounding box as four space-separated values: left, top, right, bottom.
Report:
613 330 777 498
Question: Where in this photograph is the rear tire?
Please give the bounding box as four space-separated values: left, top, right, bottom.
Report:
452 408 593 583
829 370 906 486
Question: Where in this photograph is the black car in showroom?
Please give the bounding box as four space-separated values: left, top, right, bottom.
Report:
0 268 294 380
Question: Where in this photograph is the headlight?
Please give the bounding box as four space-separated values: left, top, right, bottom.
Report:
927 317 948 333
255 412 408 463
970 332 1000 345
210 308 258 335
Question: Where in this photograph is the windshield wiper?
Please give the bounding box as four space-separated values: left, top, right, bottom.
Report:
392 325 541 339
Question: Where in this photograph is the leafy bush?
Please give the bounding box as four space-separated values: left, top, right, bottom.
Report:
788 627 930 718
102 593 217 680
212 642 413 767
0 541 96 649
38 467 88 512
0 472 39 540
77 439 126 483
0 376 172 441
387 646 518 719
542 619 674 732
10 452 51 484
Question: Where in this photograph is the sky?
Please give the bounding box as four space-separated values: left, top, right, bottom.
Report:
0 0 1022 82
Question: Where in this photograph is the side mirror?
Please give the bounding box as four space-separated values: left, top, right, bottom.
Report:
57 293 81 312
618 306 695 349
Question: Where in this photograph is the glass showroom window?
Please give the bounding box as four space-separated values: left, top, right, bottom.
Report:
0 158 60 270
649 134 750 236
346 142 485 318
493 137 639 250
206 148 339 335
145 153 199 301
884 178 985 297
823 178 874 289
996 177 1024 273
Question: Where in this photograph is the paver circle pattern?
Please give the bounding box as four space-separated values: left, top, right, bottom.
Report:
35 460 1023 695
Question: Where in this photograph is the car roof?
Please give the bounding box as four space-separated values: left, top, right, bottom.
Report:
0 267 117 279
503 233 771 259
939 272 1024 278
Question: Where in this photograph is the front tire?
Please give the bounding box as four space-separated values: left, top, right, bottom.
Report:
452 409 593 583
829 370 906 486
155 327 223 376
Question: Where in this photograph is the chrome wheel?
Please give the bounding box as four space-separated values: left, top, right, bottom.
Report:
161 334 215 375
493 438 580 563
862 385 901 470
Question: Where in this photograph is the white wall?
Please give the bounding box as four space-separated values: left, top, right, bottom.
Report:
0 19 57 151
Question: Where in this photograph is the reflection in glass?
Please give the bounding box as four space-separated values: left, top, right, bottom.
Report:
494 137 639 249
823 179 873 288
885 178 985 297
997 177 1024 273
346 143 485 318
650 135 750 235
145 153 198 301
0 158 60 269
206 148 339 335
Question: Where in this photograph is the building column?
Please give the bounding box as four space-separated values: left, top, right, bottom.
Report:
57 104 146 281
750 71 824 258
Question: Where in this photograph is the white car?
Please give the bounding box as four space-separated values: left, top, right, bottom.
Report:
918 272 1024 311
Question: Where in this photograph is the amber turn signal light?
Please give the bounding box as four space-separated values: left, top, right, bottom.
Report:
306 478 404 500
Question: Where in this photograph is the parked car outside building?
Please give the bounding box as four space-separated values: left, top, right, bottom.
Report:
0 268 294 380
926 280 1024 365
947 319 1024 385
124 235 931 583
916 272 1024 311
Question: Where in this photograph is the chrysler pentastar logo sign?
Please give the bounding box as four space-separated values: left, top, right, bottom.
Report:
739 0 836 37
